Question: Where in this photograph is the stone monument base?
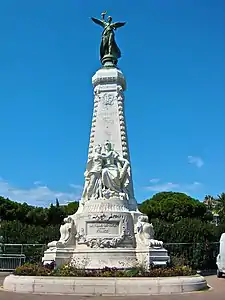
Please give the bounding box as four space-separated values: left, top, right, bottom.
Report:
136 248 170 269
42 205 170 270
43 248 138 270
71 248 137 269
43 247 169 270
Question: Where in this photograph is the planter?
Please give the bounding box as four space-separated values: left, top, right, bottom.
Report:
3 274 208 296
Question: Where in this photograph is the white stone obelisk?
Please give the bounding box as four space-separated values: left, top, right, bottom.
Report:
78 66 137 213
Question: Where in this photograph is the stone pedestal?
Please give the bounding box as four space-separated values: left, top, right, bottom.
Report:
43 66 169 269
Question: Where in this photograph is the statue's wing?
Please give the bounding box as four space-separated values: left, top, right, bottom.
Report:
112 22 126 29
91 17 105 27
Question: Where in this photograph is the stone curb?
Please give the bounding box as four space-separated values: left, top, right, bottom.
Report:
3 274 208 296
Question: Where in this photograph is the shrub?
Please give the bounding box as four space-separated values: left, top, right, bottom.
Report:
13 263 195 277
14 263 51 276
147 266 195 277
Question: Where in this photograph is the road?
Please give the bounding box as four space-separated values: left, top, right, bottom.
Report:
0 274 224 299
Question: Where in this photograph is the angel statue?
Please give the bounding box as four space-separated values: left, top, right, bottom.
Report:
91 12 126 65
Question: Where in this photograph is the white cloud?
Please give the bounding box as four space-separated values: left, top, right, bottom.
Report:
188 181 201 187
69 183 83 190
149 178 160 183
186 182 202 193
146 182 180 192
145 179 202 193
0 178 82 207
33 181 42 186
188 155 204 168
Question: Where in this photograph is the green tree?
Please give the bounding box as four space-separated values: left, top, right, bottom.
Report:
55 198 60 207
139 192 212 222
63 202 79 215
0 220 60 244
152 217 221 269
0 195 79 227
47 203 66 226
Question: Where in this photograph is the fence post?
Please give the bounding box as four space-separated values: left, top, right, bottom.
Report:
0 217 3 254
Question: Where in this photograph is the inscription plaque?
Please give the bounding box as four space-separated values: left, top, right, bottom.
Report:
87 221 119 236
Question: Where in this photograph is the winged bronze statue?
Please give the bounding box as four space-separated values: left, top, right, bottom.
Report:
91 12 126 65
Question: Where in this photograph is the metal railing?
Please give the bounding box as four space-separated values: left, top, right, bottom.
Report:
0 244 46 271
0 243 46 255
164 242 220 270
0 242 220 271
0 254 26 271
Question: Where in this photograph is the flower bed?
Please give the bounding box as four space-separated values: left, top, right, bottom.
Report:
13 263 196 277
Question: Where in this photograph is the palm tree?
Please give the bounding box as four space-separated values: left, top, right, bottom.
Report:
215 193 225 217
203 195 217 211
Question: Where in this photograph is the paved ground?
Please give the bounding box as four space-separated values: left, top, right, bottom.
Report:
0 274 224 299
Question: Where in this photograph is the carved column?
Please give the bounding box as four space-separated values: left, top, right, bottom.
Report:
89 68 127 157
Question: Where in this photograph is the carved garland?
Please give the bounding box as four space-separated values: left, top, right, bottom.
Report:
88 87 100 158
85 232 126 248
117 86 128 158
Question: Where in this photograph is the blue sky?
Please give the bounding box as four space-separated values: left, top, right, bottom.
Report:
0 0 224 206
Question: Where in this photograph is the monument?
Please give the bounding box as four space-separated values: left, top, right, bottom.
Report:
42 13 169 269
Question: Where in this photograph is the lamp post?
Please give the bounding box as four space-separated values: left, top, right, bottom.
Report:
0 217 3 254
213 213 219 227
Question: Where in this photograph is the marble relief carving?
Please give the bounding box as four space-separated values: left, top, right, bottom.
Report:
101 93 115 108
82 141 132 202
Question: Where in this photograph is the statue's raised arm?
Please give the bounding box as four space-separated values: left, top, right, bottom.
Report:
91 12 126 66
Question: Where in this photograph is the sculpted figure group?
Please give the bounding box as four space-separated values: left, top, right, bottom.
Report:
82 141 131 202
